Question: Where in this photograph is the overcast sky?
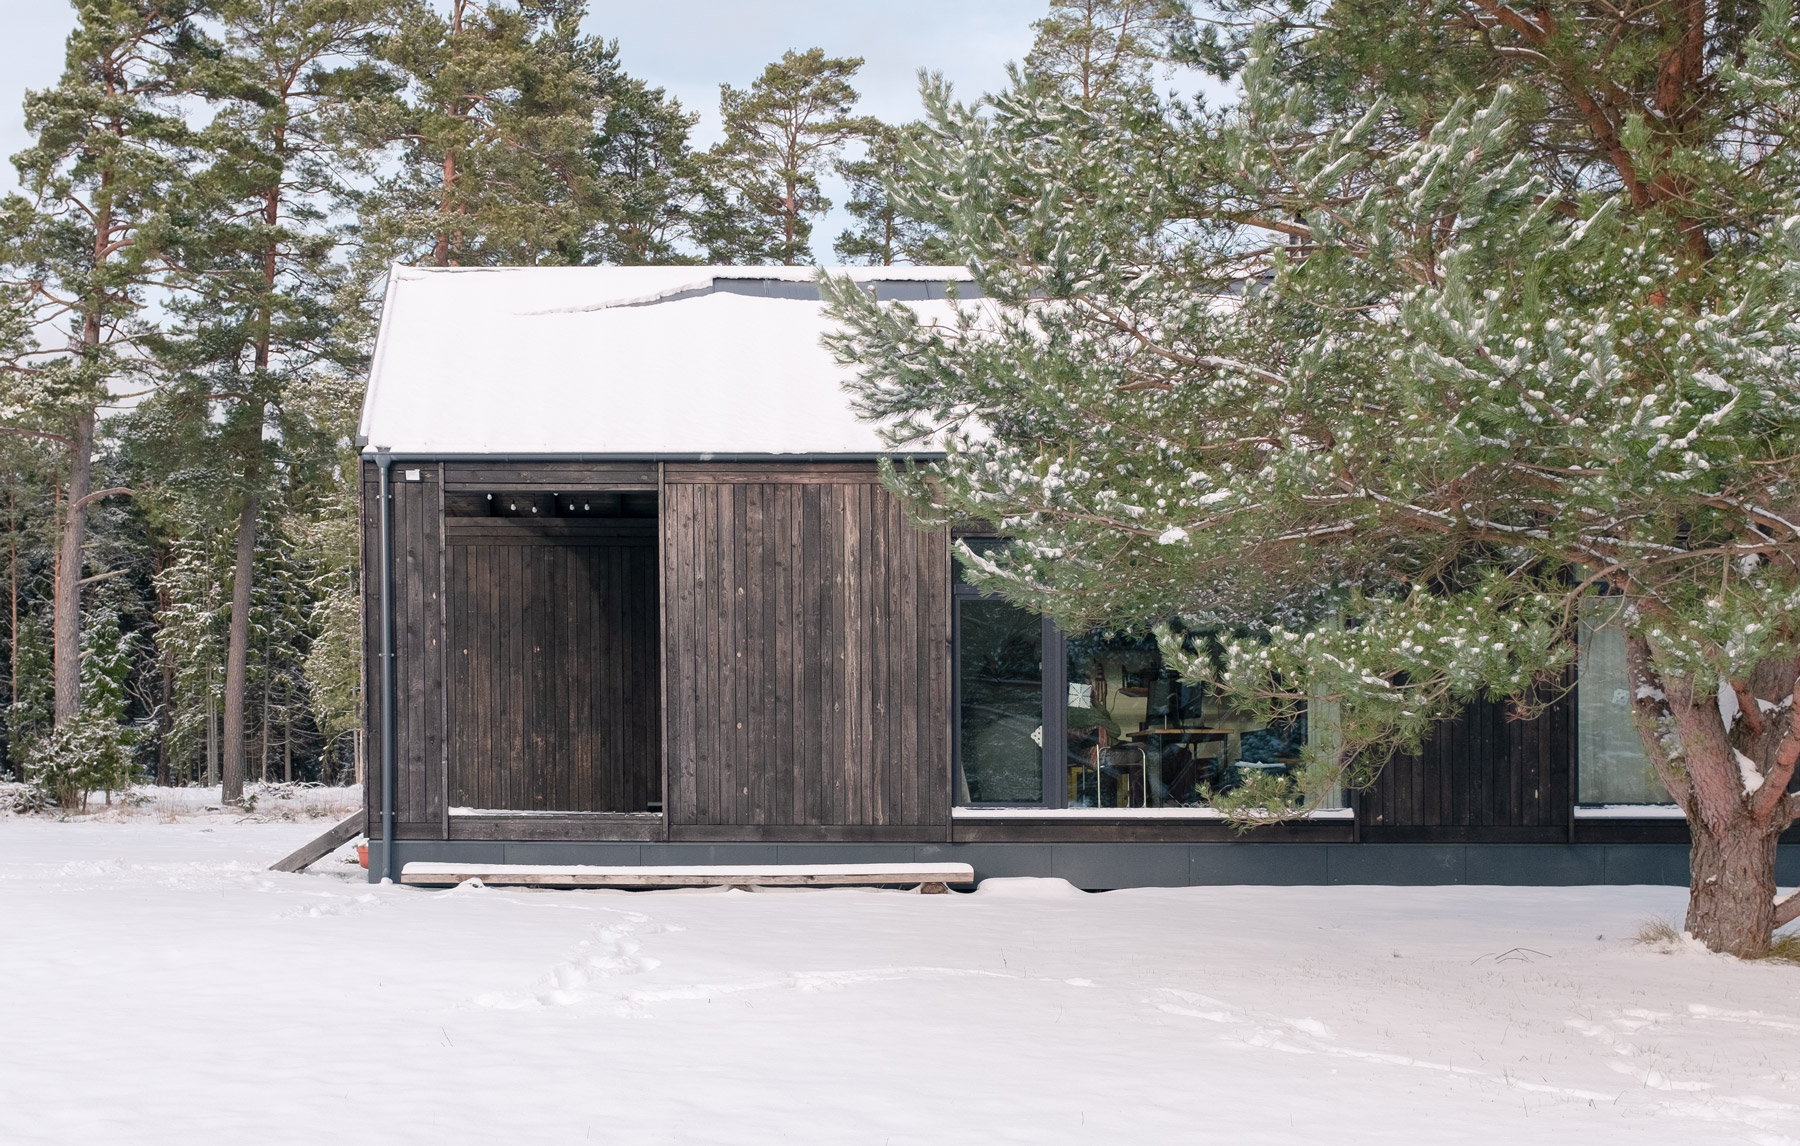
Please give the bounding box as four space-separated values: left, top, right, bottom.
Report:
0 0 1048 260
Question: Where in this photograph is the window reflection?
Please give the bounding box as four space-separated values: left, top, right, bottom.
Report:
1065 629 1307 808
1577 600 1671 805
957 598 1045 803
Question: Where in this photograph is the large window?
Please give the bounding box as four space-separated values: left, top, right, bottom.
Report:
1577 599 1671 806
953 557 1689 814
953 552 1329 810
955 597 1048 804
1063 628 1309 808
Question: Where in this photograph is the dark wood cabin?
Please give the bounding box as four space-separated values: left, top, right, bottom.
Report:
359 266 1797 888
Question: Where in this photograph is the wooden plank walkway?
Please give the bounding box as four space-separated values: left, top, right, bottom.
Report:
399 861 974 891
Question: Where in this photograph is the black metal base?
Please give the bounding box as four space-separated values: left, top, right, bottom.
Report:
370 840 1799 890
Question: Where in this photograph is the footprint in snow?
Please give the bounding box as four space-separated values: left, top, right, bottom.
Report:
279 892 381 919
1688 1004 1800 1032
474 910 664 1010
1608 1060 1713 1091
1152 987 1239 1023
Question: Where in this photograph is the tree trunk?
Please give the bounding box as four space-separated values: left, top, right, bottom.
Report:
434 149 456 267
7 477 18 781
154 547 172 786
156 655 173 787
1685 813 1782 957
783 173 797 265
52 411 95 725
259 635 271 783
1624 634 1795 956
220 491 258 804
436 3 466 268
205 688 218 787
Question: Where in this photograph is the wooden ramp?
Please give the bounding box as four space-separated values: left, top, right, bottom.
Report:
268 812 363 874
400 861 975 892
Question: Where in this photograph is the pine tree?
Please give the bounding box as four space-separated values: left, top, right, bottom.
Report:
144 503 230 784
80 606 138 792
152 0 386 804
29 605 141 809
701 49 877 265
7 613 54 776
0 0 196 729
362 0 612 267
832 122 947 266
294 428 362 774
239 509 307 785
688 165 784 265
587 70 702 265
0 441 61 779
826 3 1800 955
1025 0 1195 105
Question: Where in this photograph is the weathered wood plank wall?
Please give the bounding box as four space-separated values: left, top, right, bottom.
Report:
443 519 660 812
662 467 951 840
354 457 1628 848
1357 672 1576 841
360 463 447 837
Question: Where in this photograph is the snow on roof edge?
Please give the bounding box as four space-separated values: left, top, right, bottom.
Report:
358 265 975 457
384 263 974 282
355 264 407 448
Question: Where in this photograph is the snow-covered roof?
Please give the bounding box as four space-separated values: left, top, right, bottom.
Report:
357 264 976 457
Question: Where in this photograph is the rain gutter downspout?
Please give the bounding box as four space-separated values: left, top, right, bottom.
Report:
376 448 397 883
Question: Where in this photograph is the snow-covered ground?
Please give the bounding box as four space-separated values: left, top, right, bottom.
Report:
1 813 1797 1145
0 780 363 823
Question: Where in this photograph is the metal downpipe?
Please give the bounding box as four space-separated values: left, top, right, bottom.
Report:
377 449 397 883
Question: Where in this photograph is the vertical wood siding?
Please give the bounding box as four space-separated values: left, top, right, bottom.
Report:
1357 671 1576 840
662 475 951 835
443 524 660 812
360 464 447 835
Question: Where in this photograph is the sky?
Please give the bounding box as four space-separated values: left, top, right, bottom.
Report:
0 0 1050 261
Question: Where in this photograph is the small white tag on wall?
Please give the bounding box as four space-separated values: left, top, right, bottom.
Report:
403 469 421 481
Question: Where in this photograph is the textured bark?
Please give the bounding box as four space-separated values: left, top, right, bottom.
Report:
1777 876 1800 930
1686 813 1782 957
52 411 95 725
154 548 172 787
220 491 258 805
8 478 19 781
433 149 456 267
1661 674 1743 838
259 633 271 783
433 0 467 268
1626 634 1798 955
155 656 172 787
205 692 217 786
224 156 281 802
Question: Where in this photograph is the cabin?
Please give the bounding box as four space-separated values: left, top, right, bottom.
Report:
358 265 1798 888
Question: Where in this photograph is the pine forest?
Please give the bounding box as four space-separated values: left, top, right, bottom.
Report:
0 0 941 809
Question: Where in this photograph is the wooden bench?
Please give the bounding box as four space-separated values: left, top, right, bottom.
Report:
399 861 975 893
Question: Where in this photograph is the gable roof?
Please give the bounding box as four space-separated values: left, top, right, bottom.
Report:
357 264 976 457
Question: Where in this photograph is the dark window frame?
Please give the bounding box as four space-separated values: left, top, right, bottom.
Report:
951 573 1065 809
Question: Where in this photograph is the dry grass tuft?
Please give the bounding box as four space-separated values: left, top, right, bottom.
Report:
1635 917 1800 964
1634 917 1683 947
1757 932 1800 967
